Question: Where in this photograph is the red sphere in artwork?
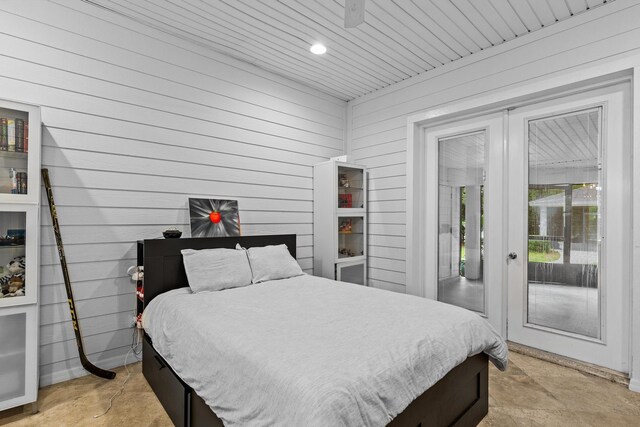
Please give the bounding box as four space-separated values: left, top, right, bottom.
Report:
209 211 222 223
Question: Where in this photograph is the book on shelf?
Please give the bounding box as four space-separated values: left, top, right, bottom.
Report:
0 118 6 151
9 170 27 194
0 117 28 153
7 119 14 152
23 121 28 152
15 118 24 152
17 172 27 194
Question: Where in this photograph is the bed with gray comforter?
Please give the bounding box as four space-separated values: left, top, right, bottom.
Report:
143 274 508 427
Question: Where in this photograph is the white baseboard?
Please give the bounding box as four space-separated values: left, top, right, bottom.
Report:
39 353 128 387
630 378 640 393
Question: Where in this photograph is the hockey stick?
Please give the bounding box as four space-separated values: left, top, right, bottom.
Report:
42 169 116 380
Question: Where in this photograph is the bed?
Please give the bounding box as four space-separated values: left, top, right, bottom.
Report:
140 234 507 427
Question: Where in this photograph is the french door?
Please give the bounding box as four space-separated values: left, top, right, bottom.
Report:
426 82 630 372
425 113 505 334
507 83 630 372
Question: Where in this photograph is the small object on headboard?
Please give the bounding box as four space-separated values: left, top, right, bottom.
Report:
162 228 182 239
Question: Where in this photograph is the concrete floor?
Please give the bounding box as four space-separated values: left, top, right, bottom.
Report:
439 276 599 337
1 352 639 426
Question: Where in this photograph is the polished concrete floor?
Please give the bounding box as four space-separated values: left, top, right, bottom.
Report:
1 352 639 426
439 277 599 337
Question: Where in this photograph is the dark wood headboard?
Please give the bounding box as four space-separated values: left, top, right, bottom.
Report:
142 234 297 306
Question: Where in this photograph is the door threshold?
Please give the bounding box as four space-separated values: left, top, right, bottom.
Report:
507 341 629 386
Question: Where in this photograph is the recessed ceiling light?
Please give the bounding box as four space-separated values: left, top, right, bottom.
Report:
310 43 327 55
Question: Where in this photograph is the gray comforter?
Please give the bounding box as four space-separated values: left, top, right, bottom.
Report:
143 274 508 426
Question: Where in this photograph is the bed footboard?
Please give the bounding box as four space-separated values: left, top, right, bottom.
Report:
388 352 489 427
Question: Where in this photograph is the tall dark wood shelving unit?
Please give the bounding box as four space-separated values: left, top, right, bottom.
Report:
136 241 144 317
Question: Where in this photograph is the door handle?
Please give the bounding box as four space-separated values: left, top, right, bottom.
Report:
508 252 518 260
154 355 166 370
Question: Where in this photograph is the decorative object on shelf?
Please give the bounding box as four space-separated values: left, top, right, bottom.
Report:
0 255 25 298
135 313 143 329
339 219 352 233
338 248 356 257
9 168 16 193
0 237 13 246
0 229 25 246
339 173 350 188
42 168 117 380
127 265 144 281
7 229 25 243
338 193 352 208
162 228 182 239
189 198 241 237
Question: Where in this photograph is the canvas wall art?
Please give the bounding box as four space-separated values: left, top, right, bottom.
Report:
189 198 241 237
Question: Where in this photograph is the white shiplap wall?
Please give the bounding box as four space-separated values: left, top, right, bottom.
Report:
349 0 640 294
0 0 345 385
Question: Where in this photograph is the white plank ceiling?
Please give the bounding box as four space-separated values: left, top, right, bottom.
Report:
82 0 615 101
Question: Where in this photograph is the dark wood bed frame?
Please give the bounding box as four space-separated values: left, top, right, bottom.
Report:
140 234 489 427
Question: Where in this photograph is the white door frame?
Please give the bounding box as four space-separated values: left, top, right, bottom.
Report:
406 64 640 392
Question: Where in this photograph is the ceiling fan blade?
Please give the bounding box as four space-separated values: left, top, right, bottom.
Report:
344 0 365 28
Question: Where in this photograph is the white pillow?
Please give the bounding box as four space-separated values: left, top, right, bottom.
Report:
181 248 252 292
246 244 304 283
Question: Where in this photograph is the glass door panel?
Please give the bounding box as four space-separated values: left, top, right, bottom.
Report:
527 108 601 338
0 206 37 307
337 166 364 210
0 211 26 301
0 312 26 403
337 262 365 285
0 107 29 196
0 305 37 411
437 131 486 314
425 113 504 333
337 216 364 259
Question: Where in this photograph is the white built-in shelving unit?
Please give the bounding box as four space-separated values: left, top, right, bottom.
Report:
0 100 41 412
313 160 367 285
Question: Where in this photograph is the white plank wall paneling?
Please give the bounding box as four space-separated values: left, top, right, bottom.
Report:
349 0 640 294
0 0 345 385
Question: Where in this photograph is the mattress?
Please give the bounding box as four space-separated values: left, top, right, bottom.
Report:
143 274 507 427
